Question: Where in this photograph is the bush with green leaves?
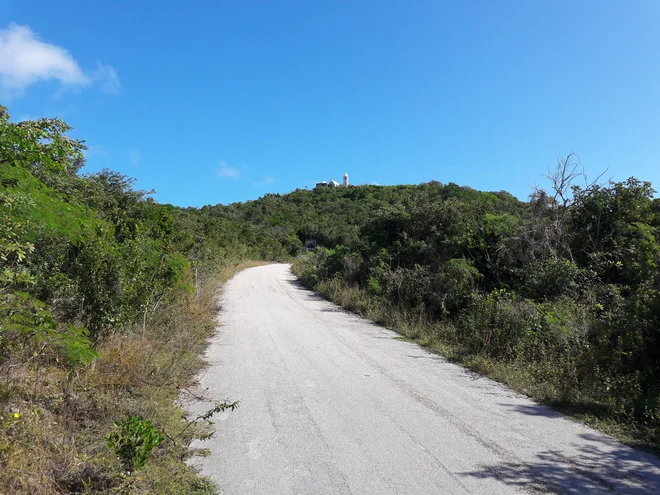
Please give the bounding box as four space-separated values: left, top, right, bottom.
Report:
106 415 164 471
520 257 582 300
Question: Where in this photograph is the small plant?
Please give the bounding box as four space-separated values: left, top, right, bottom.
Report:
105 415 163 471
173 400 240 443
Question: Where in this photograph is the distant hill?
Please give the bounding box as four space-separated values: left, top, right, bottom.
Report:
200 182 522 249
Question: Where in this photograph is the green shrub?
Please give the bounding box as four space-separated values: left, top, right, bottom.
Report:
434 258 483 315
106 415 164 471
456 289 538 359
521 257 581 300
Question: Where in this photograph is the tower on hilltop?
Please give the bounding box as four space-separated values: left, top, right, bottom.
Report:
343 173 349 186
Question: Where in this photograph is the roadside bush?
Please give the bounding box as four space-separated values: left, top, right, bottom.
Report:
433 258 483 316
106 415 164 471
381 265 431 309
455 289 543 360
520 257 581 300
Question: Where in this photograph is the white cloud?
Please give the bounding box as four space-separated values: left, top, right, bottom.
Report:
84 144 110 159
0 23 119 98
126 149 141 167
93 62 121 94
216 160 240 179
252 176 274 186
15 113 41 122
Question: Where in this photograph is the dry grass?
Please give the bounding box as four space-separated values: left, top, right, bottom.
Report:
0 260 263 494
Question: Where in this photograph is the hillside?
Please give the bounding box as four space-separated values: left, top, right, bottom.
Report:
1 107 659 493
0 108 267 493
204 182 521 249
292 171 660 451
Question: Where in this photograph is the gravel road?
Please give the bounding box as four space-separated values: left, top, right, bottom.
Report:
188 264 660 494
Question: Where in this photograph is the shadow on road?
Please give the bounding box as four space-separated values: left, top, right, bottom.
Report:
407 354 444 362
460 432 660 493
286 278 325 300
285 277 346 312
498 403 563 419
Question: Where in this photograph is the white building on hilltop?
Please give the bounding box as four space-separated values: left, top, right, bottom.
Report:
315 173 350 189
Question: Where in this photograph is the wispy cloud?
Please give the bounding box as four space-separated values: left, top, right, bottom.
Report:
93 62 121 94
0 23 119 98
126 149 141 167
252 176 274 186
15 113 41 122
216 160 240 179
84 144 110 160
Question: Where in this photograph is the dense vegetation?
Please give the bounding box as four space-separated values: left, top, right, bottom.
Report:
2 106 659 493
0 107 293 494
292 160 660 450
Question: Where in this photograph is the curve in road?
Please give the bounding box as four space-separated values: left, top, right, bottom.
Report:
188 264 660 494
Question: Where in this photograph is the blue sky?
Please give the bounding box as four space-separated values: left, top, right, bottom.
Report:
1 1 659 206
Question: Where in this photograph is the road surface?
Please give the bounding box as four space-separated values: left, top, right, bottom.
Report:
188 264 660 494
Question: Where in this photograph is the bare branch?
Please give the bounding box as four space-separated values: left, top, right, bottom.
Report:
583 165 612 190
543 152 582 208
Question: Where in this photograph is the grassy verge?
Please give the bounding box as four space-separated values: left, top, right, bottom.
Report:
0 261 262 494
291 259 660 454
